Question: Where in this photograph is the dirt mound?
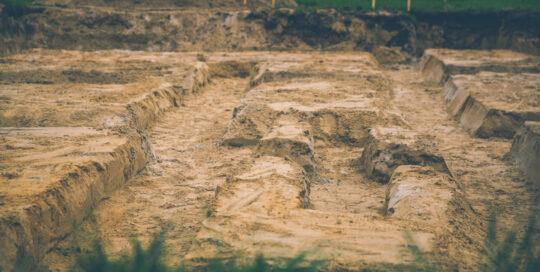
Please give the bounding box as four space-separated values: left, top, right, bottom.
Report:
421 49 540 139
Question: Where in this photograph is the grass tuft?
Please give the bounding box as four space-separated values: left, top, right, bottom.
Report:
481 206 539 272
6 206 536 271
73 231 322 272
0 0 34 9
0 0 41 17
71 207 539 272
74 231 169 272
295 0 540 12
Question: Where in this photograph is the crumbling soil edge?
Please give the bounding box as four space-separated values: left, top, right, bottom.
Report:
0 62 211 270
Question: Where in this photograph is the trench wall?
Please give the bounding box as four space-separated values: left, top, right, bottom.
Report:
0 62 211 270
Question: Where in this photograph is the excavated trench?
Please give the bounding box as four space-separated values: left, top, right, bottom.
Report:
42 62 259 270
0 4 539 271
0 49 525 272
185 54 473 269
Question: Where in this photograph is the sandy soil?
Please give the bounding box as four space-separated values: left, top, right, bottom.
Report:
0 49 193 128
387 65 539 269
421 49 540 84
0 49 206 270
0 49 537 271
71 78 253 268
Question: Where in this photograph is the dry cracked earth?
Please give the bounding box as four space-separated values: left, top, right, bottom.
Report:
0 49 539 271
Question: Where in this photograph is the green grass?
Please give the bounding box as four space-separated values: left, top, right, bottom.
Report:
296 0 540 12
0 0 40 17
0 0 35 9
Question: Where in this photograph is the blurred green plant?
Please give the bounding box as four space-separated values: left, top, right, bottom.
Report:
0 0 40 17
481 206 539 272
7 206 537 272
74 231 169 272
12 247 49 272
180 253 322 272
73 230 323 272
0 0 35 9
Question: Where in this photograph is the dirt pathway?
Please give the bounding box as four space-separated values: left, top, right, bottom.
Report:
70 77 252 267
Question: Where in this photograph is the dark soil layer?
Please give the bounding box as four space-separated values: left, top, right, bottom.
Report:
259 10 540 56
1 4 539 56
